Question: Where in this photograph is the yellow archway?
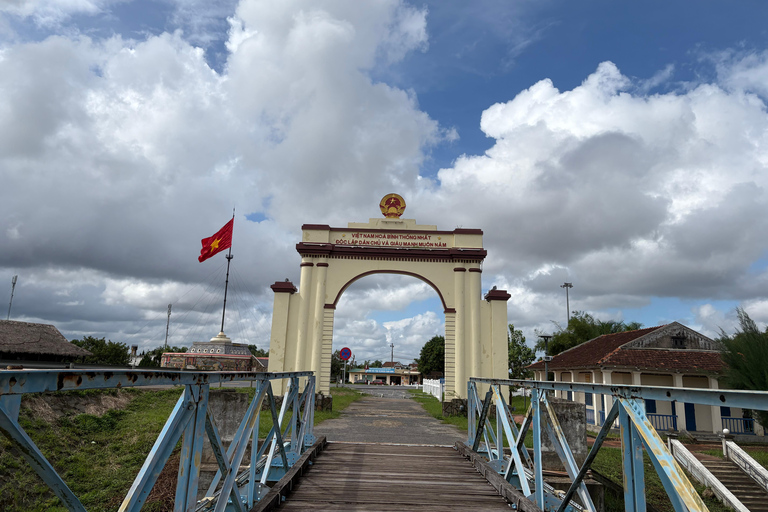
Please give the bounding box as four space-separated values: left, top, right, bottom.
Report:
267 205 510 400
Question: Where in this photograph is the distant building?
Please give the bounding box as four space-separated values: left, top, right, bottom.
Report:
0 320 92 362
528 322 759 436
347 364 421 385
160 332 265 371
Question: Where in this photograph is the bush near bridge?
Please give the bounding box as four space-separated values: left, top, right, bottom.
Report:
0 385 362 511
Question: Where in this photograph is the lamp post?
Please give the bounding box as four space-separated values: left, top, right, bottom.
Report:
560 282 573 324
539 334 552 381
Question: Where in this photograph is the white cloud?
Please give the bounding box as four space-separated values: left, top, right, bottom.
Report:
0 0 441 349
423 59 768 333
2 1 768 354
0 0 119 27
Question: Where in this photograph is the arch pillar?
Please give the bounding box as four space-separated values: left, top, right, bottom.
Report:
294 260 314 370
452 267 466 398
310 261 329 388
468 266 482 379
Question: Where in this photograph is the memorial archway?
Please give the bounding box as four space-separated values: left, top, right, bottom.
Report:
267 195 511 400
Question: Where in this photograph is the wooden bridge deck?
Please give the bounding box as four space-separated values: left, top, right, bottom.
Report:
276 441 513 511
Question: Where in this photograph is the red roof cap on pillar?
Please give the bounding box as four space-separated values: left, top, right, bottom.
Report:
484 289 511 301
271 281 297 294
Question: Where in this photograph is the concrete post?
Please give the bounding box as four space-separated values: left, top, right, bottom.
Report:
673 373 685 431
294 260 314 370
268 281 297 394
603 370 613 427
468 267 482 379
709 376 723 434
592 370 602 425
453 267 466 397
309 261 328 383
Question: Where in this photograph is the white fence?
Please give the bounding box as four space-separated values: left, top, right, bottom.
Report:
422 379 444 401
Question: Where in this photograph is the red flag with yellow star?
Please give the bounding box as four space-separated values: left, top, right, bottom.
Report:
198 218 233 262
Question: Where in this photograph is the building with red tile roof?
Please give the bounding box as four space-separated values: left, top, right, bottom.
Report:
528 322 752 435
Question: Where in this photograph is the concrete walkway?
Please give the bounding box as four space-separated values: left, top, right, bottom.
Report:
314 393 466 446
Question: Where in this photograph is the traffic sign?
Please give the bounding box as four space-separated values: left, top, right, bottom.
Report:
340 347 352 361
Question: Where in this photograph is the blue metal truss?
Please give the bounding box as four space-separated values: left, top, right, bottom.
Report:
0 369 316 512
468 378 768 512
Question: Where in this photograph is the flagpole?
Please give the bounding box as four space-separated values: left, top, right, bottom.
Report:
220 210 235 333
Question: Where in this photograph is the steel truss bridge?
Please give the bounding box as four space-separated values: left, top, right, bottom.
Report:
1 369 767 511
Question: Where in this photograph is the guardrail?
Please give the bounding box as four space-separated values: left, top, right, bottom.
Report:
647 413 677 431
722 416 755 435
724 440 768 493
0 369 316 512
467 377 768 512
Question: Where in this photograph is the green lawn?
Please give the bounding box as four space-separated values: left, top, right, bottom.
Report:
701 446 768 470
0 384 363 512
591 447 730 512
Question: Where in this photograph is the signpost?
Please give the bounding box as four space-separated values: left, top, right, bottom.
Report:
340 347 351 385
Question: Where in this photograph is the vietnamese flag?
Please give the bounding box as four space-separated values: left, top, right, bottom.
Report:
198 218 234 262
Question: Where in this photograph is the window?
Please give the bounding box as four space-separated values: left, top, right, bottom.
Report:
721 406 731 417
646 399 657 414
585 393 593 406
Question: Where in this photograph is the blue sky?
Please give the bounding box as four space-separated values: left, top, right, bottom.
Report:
2 0 768 363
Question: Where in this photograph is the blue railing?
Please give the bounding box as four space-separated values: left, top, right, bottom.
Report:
647 413 677 431
586 408 595 425
723 416 755 435
0 369 317 511
467 377 768 512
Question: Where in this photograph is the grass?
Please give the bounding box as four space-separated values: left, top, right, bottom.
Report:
701 446 768 470
0 388 181 512
0 384 363 511
591 447 731 512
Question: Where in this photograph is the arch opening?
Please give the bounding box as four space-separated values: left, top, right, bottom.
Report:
330 273 445 389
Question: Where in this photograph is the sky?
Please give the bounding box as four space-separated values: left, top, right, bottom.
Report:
2 0 768 365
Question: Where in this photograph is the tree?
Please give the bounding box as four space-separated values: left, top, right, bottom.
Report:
535 311 643 356
371 359 383 368
719 308 768 426
508 324 535 380
137 345 187 367
248 345 269 357
71 336 130 366
330 350 355 383
416 335 445 377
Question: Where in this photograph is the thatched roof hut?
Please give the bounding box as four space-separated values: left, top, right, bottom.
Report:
0 320 92 359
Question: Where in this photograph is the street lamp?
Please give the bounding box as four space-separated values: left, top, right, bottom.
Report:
560 282 573 324
539 334 553 381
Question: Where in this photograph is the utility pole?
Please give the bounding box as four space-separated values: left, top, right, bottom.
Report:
561 282 573 324
390 342 394 363
539 334 552 381
164 304 172 351
7 275 17 321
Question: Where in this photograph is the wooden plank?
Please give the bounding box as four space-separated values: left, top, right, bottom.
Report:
249 436 327 512
454 441 543 512
255 441 517 511
278 500 512 511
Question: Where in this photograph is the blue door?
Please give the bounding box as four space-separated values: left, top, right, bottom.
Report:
685 402 697 431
